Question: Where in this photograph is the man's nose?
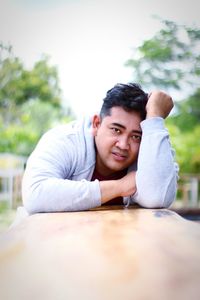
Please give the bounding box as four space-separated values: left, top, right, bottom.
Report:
116 136 129 150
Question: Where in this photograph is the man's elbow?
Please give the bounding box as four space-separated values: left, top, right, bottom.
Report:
23 200 37 214
22 186 43 214
135 185 177 209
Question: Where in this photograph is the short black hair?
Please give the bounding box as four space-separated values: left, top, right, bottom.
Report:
100 83 148 120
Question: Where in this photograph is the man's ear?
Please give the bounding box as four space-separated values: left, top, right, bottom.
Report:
92 115 101 136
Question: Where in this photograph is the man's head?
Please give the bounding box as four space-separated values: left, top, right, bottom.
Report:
92 83 148 176
100 83 148 121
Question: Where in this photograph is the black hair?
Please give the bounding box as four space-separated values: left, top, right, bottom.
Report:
100 83 148 120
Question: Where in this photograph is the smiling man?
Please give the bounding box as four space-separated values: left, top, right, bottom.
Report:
22 83 179 213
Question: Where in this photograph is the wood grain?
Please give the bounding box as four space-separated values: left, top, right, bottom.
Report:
0 206 200 300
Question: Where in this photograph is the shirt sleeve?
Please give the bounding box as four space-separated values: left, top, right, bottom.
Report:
22 127 101 214
129 117 179 208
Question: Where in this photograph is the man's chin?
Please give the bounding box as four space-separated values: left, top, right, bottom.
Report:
108 163 128 173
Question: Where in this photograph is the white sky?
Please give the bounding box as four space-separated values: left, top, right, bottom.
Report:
0 0 200 117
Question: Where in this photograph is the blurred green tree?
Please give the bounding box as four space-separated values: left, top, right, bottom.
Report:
168 88 200 131
0 43 73 156
125 20 200 174
125 19 200 92
167 123 200 173
0 43 62 124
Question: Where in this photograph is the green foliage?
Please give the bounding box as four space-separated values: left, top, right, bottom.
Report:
166 122 200 174
0 202 16 233
0 43 73 156
166 89 200 174
0 99 73 156
0 44 63 125
126 19 200 91
171 89 200 131
19 55 61 107
126 20 200 174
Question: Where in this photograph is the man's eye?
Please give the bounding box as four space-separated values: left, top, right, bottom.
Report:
111 128 121 134
132 135 141 141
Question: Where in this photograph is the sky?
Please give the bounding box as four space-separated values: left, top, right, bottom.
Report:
0 0 200 117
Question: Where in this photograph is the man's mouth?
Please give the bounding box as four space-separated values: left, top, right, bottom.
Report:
111 151 128 161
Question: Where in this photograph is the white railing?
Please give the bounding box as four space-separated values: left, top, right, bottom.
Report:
177 174 200 208
0 153 27 208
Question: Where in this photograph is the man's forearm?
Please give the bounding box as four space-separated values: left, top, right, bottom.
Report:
99 171 136 204
132 117 178 208
99 180 120 204
22 175 102 213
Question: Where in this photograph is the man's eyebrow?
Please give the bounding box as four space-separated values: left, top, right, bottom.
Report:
111 122 142 134
111 122 126 129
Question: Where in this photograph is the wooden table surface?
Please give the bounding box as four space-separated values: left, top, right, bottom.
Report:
0 206 200 300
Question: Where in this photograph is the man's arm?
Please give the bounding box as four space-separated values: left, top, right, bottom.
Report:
131 91 178 208
132 118 178 208
22 125 102 213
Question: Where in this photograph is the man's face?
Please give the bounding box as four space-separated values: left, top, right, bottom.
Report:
92 106 142 176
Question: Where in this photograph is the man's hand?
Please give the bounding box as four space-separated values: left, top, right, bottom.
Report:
100 171 136 204
117 171 136 197
146 91 174 119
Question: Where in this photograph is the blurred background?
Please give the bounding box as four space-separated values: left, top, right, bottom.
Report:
0 0 200 231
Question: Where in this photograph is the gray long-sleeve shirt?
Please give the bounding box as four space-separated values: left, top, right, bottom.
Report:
22 116 179 213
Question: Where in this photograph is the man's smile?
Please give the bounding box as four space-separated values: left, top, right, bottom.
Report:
111 150 128 161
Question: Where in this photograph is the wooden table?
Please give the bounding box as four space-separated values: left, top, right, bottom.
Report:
0 206 200 300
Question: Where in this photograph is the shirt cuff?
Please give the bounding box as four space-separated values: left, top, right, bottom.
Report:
90 179 102 207
141 117 166 134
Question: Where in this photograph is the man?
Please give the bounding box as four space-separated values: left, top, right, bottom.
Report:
22 83 179 213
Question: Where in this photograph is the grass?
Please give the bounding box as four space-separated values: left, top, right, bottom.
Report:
0 202 16 233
